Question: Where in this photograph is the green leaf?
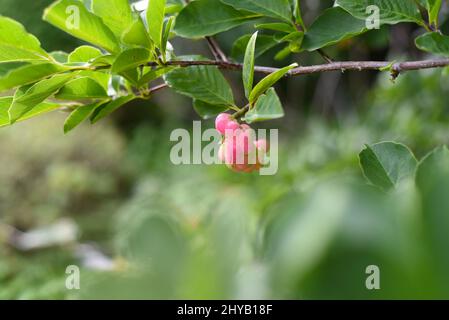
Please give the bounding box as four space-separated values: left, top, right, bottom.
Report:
249 63 297 104
90 95 135 123
78 70 110 90
91 0 134 39
293 0 306 30
193 100 229 119
50 51 69 63
147 0 166 49
138 66 177 87
222 0 292 22
231 34 279 62
68 45 103 63
0 96 60 127
255 22 296 33
302 7 367 51
243 31 258 99
415 32 449 57
111 48 151 74
55 77 108 100
0 17 50 62
43 0 120 53
64 100 105 133
0 62 67 91
121 17 153 49
162 16 175 57
243 88 284 123
9 73 74 123
174 0 260 38
336 0 423 25
164 66 234 105
427 0 442 26
359 142 418 190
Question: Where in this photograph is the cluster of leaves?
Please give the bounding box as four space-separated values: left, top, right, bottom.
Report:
0 0 448 133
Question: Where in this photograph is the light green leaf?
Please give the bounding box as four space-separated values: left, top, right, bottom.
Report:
0 16 50 62
138 66 177 87
121 17 153 49
359 141 418 190
293 0 306 30
50 51 69 63
249 63 297 104
0 62 67 91
302 7 367 51
68 45 103 63
111 48 151 74
64 100 106 133
415 32 449 57
55 77 108 100
91 0 134 38
174 0 260 38
0 96 60 127
9 73 74 123
255 22 296 33
43 0 120 53
243 31 258 99
231 34 279 62
243 88 284 123
427 0 442 26
147 0 166 49
162 16 175 57
193 100 229 119
222 0 292 22
164 66 234 105
91 95 135 123
336 0 423 25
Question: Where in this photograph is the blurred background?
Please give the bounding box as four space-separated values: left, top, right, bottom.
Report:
1 0 449 299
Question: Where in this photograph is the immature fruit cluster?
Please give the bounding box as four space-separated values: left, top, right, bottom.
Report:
215 113 268 173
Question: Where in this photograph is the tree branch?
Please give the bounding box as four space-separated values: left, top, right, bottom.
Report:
150 59 449 77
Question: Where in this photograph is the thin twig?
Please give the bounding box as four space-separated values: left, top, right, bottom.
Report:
205 37 228 62
149 83 169 94
148 59 449 77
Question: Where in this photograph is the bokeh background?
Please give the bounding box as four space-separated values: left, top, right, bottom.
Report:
1 0 449 299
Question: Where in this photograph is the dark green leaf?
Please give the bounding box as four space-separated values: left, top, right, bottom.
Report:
359 142 418 190
231 34 279 62
302 7 367 51
222 0 292 22
243 87 284 123
174 0 260 38
164 66 234 105
336 0 423 25
193 100 229 119
415 32 449 57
